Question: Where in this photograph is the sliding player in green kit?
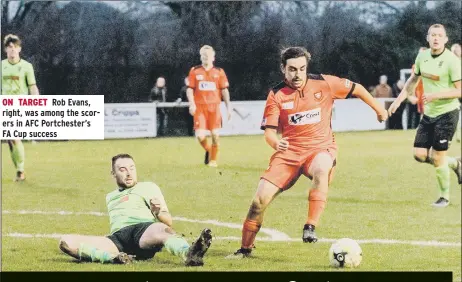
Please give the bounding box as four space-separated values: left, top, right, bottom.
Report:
389 24 462 207
1 34 40 181
59 154 213 266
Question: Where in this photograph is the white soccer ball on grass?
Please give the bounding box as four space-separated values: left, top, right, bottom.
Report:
328 238 362 268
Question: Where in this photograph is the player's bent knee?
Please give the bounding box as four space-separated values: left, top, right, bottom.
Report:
59 237 79 258
59 236 74 248
414 153 431 163
413 154 427 163
195 130 207 141
413 148 429 163
311 167 330 181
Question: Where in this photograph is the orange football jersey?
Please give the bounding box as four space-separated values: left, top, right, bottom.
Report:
187 65 229 105
261 74 356 150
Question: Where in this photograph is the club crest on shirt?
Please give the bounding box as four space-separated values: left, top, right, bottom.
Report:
314 91 323 101
196 75 204 80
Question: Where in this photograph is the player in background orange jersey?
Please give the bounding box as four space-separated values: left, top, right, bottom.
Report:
226 47 388 259
408 47 427 116
186 45 233 167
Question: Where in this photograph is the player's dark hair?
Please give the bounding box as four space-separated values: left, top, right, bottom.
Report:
112 153 134 169
281 47 312 67
3 34 21 48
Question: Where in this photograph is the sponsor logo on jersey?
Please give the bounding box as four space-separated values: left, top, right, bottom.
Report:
198 81 217 91
288 108 321 125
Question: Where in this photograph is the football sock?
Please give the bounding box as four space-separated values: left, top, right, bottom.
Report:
12 141 25 172
8 142 17 169
436 162 450 200
447 157 457 170
241 219 261 249
306 189 327 226
78 243 115 263
211 144 219 162
199 138 210 152
164 236 191 261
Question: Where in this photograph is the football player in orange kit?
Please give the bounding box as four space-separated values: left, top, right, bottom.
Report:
227 47 388 258
186 45 233 167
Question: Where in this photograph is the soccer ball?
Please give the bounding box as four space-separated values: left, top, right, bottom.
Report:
328 238 362 268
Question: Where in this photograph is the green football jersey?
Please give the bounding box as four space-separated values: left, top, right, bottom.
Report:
414 48 461 117
1 59 37 95
105 182 169 234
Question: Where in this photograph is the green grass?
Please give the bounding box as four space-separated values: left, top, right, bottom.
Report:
1 130 461 278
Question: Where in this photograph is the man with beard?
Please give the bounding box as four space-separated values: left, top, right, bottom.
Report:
58 154 213 266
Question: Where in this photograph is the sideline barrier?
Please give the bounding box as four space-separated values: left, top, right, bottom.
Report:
104 98 397 139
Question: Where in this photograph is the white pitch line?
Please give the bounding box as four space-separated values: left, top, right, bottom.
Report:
173 216 290 240
2 210 290 241
3 210 461 247
3 233 461 247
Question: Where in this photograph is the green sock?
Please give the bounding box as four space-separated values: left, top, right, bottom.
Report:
78 243 115 263
8 142 17 169
436 163 450 200
447 156 458 170
164 236 190 261
12 141 25 172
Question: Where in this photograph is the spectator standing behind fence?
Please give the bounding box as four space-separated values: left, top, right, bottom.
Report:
389 80 406 129
176 77 194 136
373 75 393 98
149 77 168 136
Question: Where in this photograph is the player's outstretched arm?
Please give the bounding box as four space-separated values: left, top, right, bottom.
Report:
186 88 196 116
264 128 289 151
388 73 420 115
150 198 173 227
352 83 388 122
424 81 461 102
222 88 233 120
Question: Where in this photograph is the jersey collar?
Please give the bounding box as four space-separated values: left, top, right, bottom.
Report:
430 48 446 59
7 58 21 65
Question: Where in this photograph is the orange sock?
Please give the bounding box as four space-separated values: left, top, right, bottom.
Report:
211 144 219 162
241 219 261 249
306 189 327 226
199 139 210 152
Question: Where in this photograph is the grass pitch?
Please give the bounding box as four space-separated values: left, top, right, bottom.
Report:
1 130 461 279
